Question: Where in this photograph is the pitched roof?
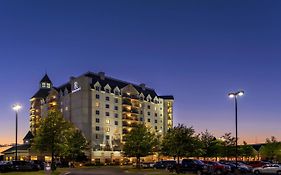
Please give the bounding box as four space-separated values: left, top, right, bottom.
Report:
31 88 50 98
1 144 31 154
23 131 34 141
40 74 52 84
159 95 174 100
84 72 159 98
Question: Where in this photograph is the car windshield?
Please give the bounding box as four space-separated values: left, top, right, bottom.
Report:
194 160 204 165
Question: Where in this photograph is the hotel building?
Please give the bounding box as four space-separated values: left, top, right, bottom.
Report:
30 71 174 162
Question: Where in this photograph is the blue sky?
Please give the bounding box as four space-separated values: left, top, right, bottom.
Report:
0 0 280 144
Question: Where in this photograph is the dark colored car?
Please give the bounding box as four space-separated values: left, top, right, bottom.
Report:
153 160 177 169
169 159 212 174
220 162 250 173
203 161 231 175
9 161 39 172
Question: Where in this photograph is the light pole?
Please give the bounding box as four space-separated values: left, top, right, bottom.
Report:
12 104 22 161
228 91 244 169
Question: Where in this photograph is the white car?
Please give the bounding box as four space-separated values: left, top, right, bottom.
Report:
253 164 281 175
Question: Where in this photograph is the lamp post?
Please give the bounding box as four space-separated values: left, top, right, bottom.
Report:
228 91 244 169
12 104 22 161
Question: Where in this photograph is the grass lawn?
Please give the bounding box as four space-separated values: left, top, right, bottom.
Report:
1 168 68 175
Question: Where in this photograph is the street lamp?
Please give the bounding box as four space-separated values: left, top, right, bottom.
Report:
12 104 22 161
228 90 244 168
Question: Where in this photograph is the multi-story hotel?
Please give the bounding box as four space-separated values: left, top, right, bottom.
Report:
30 71 174 162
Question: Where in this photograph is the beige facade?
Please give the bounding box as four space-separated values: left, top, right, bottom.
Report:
30 71 174 162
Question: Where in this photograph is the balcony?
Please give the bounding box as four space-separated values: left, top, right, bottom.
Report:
122 99 132 106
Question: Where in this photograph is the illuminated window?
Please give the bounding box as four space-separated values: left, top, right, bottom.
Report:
95 102 100 107
47 83 51 88
42 82 46 88
65 106 68 111
106 119 110 124
106 127 110 132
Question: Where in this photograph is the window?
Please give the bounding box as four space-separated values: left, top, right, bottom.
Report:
105 89 110 93
114 113 118 118
106 112 110 116
106 119 110 124
95 102 100 107
96 134 100 139
155 119 157 123
114 106 118 110
114 98 118 103
140 117 143 121
140 97 143 100
160 114 163 117
96 94 100 99
96 118 100 123
114 91 119 95
96 126 100 131
147 105 150 109
147 112 150 116
65 106 68 111
148 118 151 122
155 126 158 130
42 82 46 88
95 86 100 91
160 107 162 110
106 96 110 101
155 113 158 117
47 83 51 88
140 110 143 114
106 135 110 140
96 110 100 115
106 127 110 132
115 121 118 125
106 104 110 108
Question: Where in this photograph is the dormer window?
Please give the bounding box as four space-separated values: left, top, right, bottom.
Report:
95 86 100 91
42 82 46 88
105 89 110 93
47 83 51 88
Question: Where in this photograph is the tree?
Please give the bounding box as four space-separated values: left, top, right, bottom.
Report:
65 130 89 162
32 110 75 170
240 141 256 160
220 133 236 159
123 124 157 168
161 124 198 164
199 130 216 159
260 136 281 161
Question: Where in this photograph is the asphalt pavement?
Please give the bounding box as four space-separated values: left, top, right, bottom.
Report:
62 167 145 175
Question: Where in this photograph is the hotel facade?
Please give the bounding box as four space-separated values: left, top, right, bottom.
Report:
30 71 174 162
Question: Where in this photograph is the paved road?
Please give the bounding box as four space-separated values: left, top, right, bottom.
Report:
63 167 145 175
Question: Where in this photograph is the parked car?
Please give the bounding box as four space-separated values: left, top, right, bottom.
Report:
141 162 155 168
253 164 281 175
248 161 270 168
219 162 250 173
0 161 12 173
203 161 231 175
168 159 213 174
153 160 176 169
9 161 39 172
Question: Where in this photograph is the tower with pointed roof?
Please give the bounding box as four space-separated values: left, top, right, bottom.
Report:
30 74 53 135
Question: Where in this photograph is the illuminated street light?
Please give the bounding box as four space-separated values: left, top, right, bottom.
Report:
12 104 22 161
228 91 244 169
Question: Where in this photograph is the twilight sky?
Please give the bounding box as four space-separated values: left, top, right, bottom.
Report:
0 0 281 145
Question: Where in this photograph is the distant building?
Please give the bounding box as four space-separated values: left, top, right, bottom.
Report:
29 71 174 162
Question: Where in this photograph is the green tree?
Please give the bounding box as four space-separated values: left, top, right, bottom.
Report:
32 110 75 170
199 130 216 159
240 141 256 160
65 130 89 162
161 124 198 163
260 136 281 161
220 133 236 159
123 124 157 168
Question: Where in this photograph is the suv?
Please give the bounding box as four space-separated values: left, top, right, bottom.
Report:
169 159 212 174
